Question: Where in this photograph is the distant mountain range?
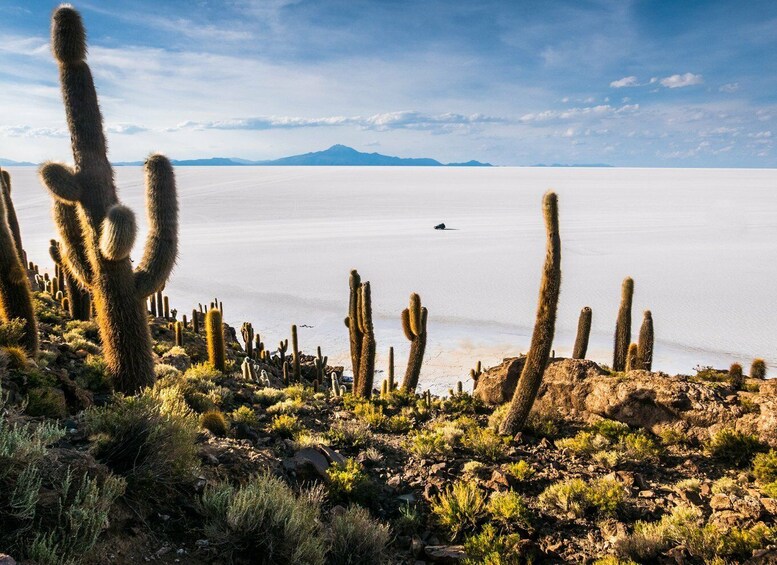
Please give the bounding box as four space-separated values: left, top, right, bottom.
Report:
111 145 493 167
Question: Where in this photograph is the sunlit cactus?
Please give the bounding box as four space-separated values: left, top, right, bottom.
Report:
51 239 91 321
625 343 639 372
470 360 482 385
291 324 301 383
729 363 744 391
40 6 178 393
612 277 634 371
500 192 561 435
400 293 428 393
206 308 226 372
637 310 654 371
0 172 37 354
751 358 767 380
174 321 183 347
314 346 328 384
355 282 376 398
0 169 25 264
572 307 592 359
345 269 364 391
241 322 255 358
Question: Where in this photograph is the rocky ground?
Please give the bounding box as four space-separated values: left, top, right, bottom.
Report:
2 291 777 564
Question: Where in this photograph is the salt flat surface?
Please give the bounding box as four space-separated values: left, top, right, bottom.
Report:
8 166 777 393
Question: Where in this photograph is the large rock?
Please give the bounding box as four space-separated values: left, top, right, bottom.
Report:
476 357 777 446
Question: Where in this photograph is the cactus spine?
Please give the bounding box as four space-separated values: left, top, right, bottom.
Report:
241 322 254 358
355 282 376 398
291 324 301 383
637 310 653 371
499 192 561 435
0 174 37 353
401 293 428 393
206 308 226 372
625 343 639 372
572 307 592 359
41 7 178 393
613 277 634 372
345 269 364 389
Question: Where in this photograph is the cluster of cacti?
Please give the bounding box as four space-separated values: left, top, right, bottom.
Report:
422 389 432 409
39 6 178 393
344 271 377 398
572 307 592 359
206 308 226 372
400 293 428 393
51 241 91 320
751 359 767 379
500 192 561 435
241 356 257 381
612 277 634 371
0 170 38 353
331 372 346 397
241 322 255 358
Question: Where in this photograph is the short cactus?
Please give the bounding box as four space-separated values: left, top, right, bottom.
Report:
314 346 328 384
163 295 170 319
156 291 164 320
40 6 178 393
388 346 395 391
637 310 654 371
500 192 561 435
0 173 37 354
191 309 200 333
751 359 767 380
572 307 592 359
174 321 183 347
729 363 744 391
400 293 428 393
625 343 639 372
201 411 228 437
278 339 288 367
612 277 634 371
206 308 226 372
241 357 257 381
470 360 482 385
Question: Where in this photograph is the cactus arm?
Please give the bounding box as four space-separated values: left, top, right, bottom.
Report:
0 170 24 262
52 201 93 287
39 162 83 203
134 155 178 298
100 205 137 261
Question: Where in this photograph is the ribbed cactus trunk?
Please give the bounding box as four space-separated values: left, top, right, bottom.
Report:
40 6 178 393
345 270 363 389
388 346 395 390
291 324 301 383
572 307 592 359
241 322 254 358
625 343 639 371
637 310 653 371
355 282 376 398
401 293 428 393
0 177 38 354
499 192 561 436
206 308 226 372
612 277 634 372
1 170 25 265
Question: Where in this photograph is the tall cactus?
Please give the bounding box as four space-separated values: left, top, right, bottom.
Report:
40 6 178 393
345 269 364 388
0 176 38 353
637 310 654 371
0 170 25 264
401 293 428 393
612 277 634 371
241 322 254 358
499 192 561 435
388 346 395 391
572 306 592 359
206 308 226 372
291 324 301 383
355 282 376 398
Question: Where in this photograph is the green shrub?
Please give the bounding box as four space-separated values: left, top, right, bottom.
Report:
395 502 422 534
463 523 524 564
77 355 112 392
26 387 67 418
462 426 508 461
267 397 305 414
431 480 486 538
556 421 661 467
326 459 371 502
354 402 387 428
538 477 625 518
231 405 259 428
201 474 326 564
504 460 535 481
201 410 228 436
705 428 765 466
754 449 777 483
270 414 302 439
254 387 286 406
384 413 413 434
0 318 27 346
486 490 530 528
3 345 28 370
84 392 199 496
325 420 371 448
327 505 391 565
711 476 746 497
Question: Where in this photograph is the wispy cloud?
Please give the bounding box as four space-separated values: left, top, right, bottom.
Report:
719 82 740 93
659 73 704 88
610 76 639 88
519 104 639 124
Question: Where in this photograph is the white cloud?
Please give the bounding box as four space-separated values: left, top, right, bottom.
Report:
106 123 149 135
610 76 639 88
719 82 740 93
519 104 639 124
0 125 68 138
659 73 703 88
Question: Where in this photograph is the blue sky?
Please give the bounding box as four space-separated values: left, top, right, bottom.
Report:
0 0 775 166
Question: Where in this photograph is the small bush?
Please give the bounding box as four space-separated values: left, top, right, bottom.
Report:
25 387 67 419
657 427 690 447
705 428 765 467
462 426 508 461
201 474 326 564
486 490 530 528
384 413 413 434
395 502 422 534
231 405 259 428
327 505 391 565
431 480 486 538
354 402 387 428
325 420 371 448
711 476 746 497
3 345 28 370
154 363 182 381
754 449 777 484
538 477 625 519
463 523 524 564
270 414 302 438
267 397 305 414
504 460 535 481
283 384 315 401
84 392 199 496
254 387 285 406
77 355 112 391
0 318 27 346
326 459 371 502
201 410 228 436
